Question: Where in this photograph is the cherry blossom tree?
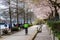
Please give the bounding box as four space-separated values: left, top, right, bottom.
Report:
48 0 60 20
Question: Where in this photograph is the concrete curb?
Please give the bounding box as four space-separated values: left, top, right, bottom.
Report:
32 31 38 40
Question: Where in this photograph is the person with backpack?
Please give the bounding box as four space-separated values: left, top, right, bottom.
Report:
23 23 29 35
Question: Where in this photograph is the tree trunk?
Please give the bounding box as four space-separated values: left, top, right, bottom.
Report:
27 13 28 23
16 0 19 27
9 0 12 29
24 12 25 24
54 5 59 20
49 0 59 20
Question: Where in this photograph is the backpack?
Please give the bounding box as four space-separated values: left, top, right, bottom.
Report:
24 23 29 28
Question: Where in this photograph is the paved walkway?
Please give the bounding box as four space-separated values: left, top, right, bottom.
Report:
34 24 52 40
0 25 38 40
0 24 52 40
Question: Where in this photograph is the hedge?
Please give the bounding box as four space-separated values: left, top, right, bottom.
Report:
47 20 60 40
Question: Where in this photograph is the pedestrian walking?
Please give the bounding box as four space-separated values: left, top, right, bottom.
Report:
38 23 43 33
23 23 29 35
40 24 42 32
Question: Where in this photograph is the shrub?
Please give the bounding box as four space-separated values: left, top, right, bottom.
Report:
47 20 60 40
47 21 60 30
3 29 8 34
11 27 19 31
29 24 32 27
47 21 54 27
51 21 60 32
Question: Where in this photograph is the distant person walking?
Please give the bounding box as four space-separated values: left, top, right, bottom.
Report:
23 23 29 35
38 22 43 32
40 24 42 32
